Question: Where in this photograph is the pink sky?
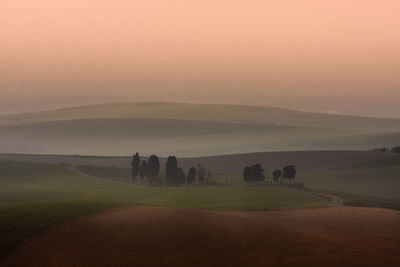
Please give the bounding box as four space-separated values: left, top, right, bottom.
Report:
1 0 399 117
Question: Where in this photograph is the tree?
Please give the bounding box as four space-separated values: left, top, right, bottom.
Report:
166 156 178 182
187 167 197 185
391 146 400 153
197 164 206 185
242 164 265 184
253 164 265 183
148 155 160 176
273 169 282 184
283 165 296 183
165 156 185 186
172 167 186 186
139 161 149 180
243 166 252 184
131 152 140 180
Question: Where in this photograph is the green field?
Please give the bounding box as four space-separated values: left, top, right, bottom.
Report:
297 157 400 198
76 165 133 184
1 102 400 156
0 161 328 256
76 157 400 209
295 157 400 209
75 156 400 210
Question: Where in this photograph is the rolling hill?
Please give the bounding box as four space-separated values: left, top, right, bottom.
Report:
1 102 399 156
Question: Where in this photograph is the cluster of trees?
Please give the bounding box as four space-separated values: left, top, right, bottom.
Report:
273 165 297 184
243 164 297 184
165 156 185 185
131 152 211 186
243 164 265 183
391 146 400 153
131 153 162 185
373 146 400 153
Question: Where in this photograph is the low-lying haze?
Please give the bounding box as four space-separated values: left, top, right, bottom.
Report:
1 0 399 117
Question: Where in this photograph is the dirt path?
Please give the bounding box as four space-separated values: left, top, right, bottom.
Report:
67 166 136 187
314 192 344 206
2 206 400 267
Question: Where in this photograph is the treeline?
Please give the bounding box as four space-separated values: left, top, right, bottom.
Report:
373 146 400 153
243 164 297 184
131 152 212 186
131 152 299 187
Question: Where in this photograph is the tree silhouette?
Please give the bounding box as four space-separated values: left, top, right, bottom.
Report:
243 166 253 184
197 164 206 185
391 146 400 153
173 167 186 186
166 156 178 182
253 164 265 183
148 155 160 176
131 152 140 180
283 165 296 183
187 167 197 185
139 160 149 180
242 164 265 184
165 156 185 186
272 169 282 184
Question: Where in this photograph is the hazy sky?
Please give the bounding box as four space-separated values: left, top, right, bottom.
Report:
1 0 399 117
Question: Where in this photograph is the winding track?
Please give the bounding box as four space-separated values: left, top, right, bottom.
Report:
67 165 136 187
314 192 344 206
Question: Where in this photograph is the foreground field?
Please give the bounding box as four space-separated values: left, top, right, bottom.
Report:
0 161 327 256
2 206 400 267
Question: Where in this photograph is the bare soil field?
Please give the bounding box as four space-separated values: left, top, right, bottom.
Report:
2 206 399 267
0 150 397 173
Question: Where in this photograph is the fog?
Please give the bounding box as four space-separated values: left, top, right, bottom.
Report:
1 0 399 117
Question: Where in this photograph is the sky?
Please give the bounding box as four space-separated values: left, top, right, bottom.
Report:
1 0 399 117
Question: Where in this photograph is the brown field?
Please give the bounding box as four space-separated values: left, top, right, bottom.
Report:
0 150 397 173
2 206 400 267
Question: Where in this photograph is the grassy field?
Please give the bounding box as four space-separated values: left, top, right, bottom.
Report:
1 102 400 156
76 165 132 184
75 156 400 210
0 160 328 256
76 156 400 210
294 156 400 209
297 157 400 199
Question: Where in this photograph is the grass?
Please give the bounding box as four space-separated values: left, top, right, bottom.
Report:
75 156 400 210
76 166 244 186
0 160 328 256
76 165 132 184
297 159 400 200
325 191 400 210
296 156 400 209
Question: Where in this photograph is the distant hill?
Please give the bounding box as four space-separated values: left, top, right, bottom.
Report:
0 102 399 156
0 151 398 173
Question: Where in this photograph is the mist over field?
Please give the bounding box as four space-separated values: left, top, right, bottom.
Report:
1 102 400 156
